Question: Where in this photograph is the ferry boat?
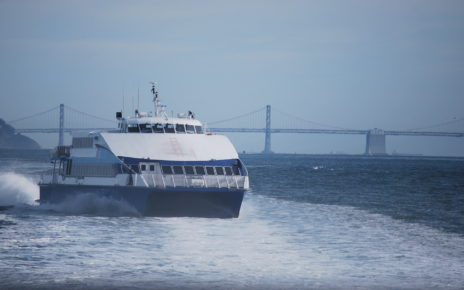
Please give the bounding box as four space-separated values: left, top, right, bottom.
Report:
39 84 249 218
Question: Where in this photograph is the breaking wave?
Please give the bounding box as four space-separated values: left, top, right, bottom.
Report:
0 172 139 216
0 172 39 206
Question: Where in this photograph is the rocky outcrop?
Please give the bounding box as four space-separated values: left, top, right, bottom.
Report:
0 119 40 149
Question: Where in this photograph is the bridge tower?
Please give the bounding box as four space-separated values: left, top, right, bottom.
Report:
365 128 386 155
263 105 273 154
58 104 64 146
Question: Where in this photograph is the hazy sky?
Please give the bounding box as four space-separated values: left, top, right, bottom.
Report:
1 0 463 155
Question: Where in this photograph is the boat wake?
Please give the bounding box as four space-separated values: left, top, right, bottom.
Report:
0 171 39 206
0 172 140 217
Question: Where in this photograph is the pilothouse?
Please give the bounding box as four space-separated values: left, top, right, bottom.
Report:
39 83 249 218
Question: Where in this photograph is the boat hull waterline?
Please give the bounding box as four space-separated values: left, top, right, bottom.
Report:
40 184 245 218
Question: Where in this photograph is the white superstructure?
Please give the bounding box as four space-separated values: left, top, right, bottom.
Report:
42 83 249 191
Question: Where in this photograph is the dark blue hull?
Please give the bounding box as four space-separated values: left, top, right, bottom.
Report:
39 184 245 218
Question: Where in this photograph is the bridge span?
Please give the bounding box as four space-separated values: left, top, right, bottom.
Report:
10 104 464 155
209 127 464 137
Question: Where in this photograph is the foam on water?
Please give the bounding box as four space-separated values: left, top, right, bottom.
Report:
3 194 463 289
1 155 464 289
243 195 464 289
0 172 39 206
0 172 139 217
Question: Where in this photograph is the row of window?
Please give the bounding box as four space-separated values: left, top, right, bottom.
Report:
131 164 241 176
162 165 240 176
126 123 203 134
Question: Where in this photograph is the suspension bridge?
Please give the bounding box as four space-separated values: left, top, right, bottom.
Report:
7 104 464 155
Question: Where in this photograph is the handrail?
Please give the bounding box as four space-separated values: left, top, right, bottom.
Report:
203 175 208 188
134 173 149 187
48 172 246 189
144 173 245 189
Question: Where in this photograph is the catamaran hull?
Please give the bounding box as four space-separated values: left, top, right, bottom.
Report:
39 184 245 218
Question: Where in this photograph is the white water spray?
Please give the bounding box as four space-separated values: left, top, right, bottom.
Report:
0 172 39 206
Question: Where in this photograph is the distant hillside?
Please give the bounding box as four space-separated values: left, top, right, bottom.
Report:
0 119 40 149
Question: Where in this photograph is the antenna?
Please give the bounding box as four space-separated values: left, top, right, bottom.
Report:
132 96 134 117
150 81 161 117
149 81 167 118
137 87 140 111
122 88 125 114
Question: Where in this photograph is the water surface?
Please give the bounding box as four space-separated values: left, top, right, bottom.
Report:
1 151 463 289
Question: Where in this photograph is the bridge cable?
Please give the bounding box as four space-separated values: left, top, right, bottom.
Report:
65 105 118 124
208 106 266 126
7 105 60 124
272 108 354 130
404 117 464 132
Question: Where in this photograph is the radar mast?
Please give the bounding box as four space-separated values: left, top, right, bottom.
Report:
150 82 166 118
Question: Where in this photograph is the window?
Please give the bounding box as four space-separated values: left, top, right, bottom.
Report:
224 167 233 176
206 166 215 175
232 166 240 175
149 165 155 171
128 124 140 133
186 124 195 134
195 166 205 175
140 123 153 133
195 126 203 134
184 166 194 175
164 123 175 133
173 165 184 174
131 164 140 173
72 137 93 148
176 124 186 133
69 164 119 177
215 167 224 175
162 166 173 174
153 123 164 133
141 164 146 171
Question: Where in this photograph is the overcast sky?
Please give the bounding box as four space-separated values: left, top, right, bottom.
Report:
1 0 463 155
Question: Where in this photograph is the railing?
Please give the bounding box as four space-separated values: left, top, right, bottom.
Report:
41 171 247 190
137 173 247 189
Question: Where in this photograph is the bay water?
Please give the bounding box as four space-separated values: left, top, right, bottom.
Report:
1 150 463 289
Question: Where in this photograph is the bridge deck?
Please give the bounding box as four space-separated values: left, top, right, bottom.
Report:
15 127 463 137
